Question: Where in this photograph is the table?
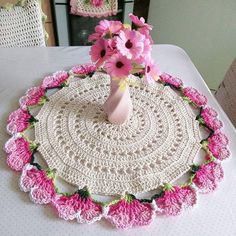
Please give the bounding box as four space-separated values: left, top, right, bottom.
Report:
0 45 236 236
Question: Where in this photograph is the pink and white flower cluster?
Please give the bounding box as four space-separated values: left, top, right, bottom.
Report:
42 71 69 89
193 161 224 193
19 86 46 110
183 87 207 106
7 108 32 134
155 186 197 216
208 132 230 160
160 73 183 88
5 136 34 171
19 164 103 223
201 106 223 131
89 14 159 83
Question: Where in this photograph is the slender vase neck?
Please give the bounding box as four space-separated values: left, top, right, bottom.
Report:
110 78 127 93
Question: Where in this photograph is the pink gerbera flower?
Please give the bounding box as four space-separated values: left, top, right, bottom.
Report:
88 20 123 42
116 29 145 60
129 13 153 31
144 60 160 84
89 38 112 67
138 27 154 44
105 53 132 78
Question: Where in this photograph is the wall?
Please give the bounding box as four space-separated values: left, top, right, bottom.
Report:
148 0 236 89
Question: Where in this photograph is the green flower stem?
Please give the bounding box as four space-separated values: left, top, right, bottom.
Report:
163 183 174 191
104 198 121 207
29 142 39 151
38 96 49 105
124 194 135 203
46 168 57 179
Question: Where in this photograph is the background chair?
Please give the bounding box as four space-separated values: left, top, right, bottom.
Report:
215 58 236 128
0 0 47 47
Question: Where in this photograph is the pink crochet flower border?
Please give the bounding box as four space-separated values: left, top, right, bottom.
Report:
4 65 230 229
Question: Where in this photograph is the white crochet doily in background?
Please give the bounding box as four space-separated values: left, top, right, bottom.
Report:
35 73 201 195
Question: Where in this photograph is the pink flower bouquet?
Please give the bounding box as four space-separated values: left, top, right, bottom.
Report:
89 14 158 82
89 14 159 124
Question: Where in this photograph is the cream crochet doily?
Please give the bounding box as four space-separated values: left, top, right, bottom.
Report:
35 73 201 195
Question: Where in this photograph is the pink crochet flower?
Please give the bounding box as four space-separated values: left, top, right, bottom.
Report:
200 107 223 131
208 132 229 146
116 29 145 60
155 186 197 216
88 20 123 42
183 87 207 106
90 0 103 7
105 53 132 78
90 38 112 67
201 107 218 118
208 144 230 160
207 132 230 160
160 73 183 88
30 178 55 204
20 164 41 192
5 136 33 171
70 63 96 76
106 197 154 229
52 194 79 221
19 86 45 110
75 197 103 223
7 108 32 134
19 164 55 204
52 194 103 223
203 116 223 131
42 71 69 89
193 162 224 193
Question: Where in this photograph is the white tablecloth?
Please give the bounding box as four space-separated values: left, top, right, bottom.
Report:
0 45 235 236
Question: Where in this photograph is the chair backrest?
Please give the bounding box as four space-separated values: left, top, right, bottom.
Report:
0 0 46 47
215 58 236 127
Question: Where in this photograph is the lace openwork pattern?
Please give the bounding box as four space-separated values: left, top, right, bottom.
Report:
0 0 45 47
35 73 201 195
4 65 230 229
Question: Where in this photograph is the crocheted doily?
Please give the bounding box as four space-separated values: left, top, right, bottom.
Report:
35 72 201 195
5 66 230 228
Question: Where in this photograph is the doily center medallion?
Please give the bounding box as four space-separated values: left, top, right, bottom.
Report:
35 73 201 195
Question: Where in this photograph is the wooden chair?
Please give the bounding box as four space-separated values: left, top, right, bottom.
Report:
0 0 47 47
215 58 236 127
